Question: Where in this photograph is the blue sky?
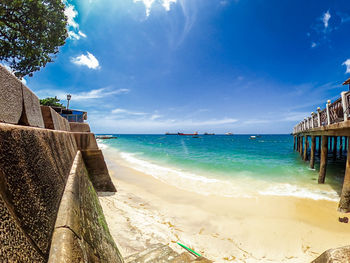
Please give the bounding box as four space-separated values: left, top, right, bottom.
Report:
25 0 350 133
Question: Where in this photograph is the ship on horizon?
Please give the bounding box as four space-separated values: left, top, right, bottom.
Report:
178 132 198 136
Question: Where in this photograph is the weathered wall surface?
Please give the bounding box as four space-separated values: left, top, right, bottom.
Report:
0 65 44 128
0 123 77 261
41 106 70 131
72 132 116 192
49 151 123 263
73 132 99 150
0 65 23 124
70 122 91 132
0 66 120 262
82 149 117 192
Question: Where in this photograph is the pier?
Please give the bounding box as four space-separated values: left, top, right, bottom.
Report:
293 78 350 212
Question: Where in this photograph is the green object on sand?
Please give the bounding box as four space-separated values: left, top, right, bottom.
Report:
177 242 202 257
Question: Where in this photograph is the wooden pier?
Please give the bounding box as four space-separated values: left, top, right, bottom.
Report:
293 78 350 212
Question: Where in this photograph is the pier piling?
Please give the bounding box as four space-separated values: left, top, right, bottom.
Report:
300 136 303 157
310 136 316 169
293 136 296 150
303 136 308 161
333 136 337 161
318 136 321 156
345 137 348 151
339 137 350 212
297 136 300 152
318 135 328 184
340 136 343 158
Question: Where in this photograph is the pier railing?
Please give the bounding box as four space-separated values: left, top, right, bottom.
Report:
293 91 350 133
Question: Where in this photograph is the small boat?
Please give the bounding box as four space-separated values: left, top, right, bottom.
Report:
225 132 233 136
250 136 257 139
178 132 198 136
204 132 215 135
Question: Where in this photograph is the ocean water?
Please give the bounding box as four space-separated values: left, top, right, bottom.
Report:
98 134 345 201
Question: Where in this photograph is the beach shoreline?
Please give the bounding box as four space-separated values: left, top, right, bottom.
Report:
99 146 350 262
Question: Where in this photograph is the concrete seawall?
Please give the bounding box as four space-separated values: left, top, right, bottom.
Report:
0 65 122 262
49 151 122 262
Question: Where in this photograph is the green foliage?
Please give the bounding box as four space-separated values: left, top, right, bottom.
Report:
40 96 65 108
0 0 68 77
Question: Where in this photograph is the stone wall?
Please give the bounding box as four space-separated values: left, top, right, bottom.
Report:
41 106 70 131
0 65 121 262
70 122 91 132
0 124 77 261
48 151 123 262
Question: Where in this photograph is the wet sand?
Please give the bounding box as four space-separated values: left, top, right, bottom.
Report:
99 149 350 263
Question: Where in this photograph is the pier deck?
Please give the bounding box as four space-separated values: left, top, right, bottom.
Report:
293 79 350 212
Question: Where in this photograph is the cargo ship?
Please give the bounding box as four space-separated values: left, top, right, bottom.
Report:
178 132 198 136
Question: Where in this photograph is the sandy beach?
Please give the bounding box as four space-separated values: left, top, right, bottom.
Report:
98 147 350 263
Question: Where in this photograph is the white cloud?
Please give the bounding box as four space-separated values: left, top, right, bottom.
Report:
171 0 198 48
78 31 87 38
108 113 237 126
64 4 87 40
90 114 238 133
190 118 237 126
343 59 350 74
133 0 196 48
111 108 147 115
65 5 79 28
243 119 271 125
134 0 155 17
308 10 334 47
323 10 331 28
162 0 177 11
71 52 100 69
68 31 80 40
99 107 238 131
134 0 177 17
282 112 310 122
34 87 129 102
68 30 87 40
150 114 162 120
72 88 129 100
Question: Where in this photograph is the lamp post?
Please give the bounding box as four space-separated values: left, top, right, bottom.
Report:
67 94 72 110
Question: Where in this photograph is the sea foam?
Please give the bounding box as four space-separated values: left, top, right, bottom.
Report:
259 184 339 201
97 140 339 202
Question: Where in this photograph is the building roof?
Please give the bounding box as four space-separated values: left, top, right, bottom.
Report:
343 77 350 85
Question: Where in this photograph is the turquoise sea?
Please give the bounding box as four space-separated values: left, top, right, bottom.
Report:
98 134 345 201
